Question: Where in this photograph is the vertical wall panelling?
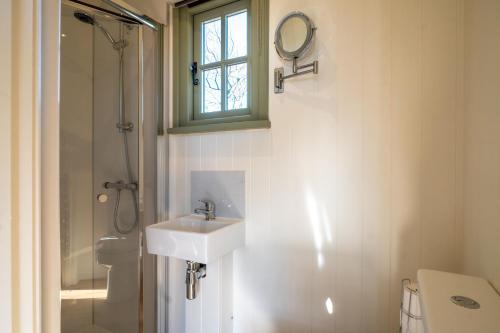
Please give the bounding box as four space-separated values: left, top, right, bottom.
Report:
361 0 392 332
420 0 461 273
168 136 187 333
2 0 42 331
168 0 465 332
0 2 13 330
217 133 234 170
333 1 364 332
455 0 465 276
463 0 500 291
201 135 217 170
388 0 423 329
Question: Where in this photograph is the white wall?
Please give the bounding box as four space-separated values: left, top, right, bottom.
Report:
0 0 14 329
168 0 465 332
0 0 41 332
463 0 500 292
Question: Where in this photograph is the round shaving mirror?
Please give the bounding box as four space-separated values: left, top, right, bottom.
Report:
274 12 315 60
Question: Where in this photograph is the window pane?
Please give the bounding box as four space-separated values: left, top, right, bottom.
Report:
203 18 221 64
226 63 247 110
226 11 247 59
202 68 222 113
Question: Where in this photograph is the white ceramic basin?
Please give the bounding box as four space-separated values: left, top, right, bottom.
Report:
145 214 245 264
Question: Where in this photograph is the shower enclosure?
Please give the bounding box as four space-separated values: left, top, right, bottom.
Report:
59 1 163 332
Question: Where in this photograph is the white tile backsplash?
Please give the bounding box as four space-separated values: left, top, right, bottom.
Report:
191 171 245 219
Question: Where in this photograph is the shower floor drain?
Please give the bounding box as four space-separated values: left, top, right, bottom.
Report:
450 295 480 309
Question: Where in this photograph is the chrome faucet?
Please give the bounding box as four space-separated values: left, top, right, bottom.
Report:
194 199 216 221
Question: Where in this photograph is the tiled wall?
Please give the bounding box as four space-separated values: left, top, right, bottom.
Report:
168 0 465 332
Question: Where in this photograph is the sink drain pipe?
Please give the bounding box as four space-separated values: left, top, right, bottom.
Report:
186 261 206 300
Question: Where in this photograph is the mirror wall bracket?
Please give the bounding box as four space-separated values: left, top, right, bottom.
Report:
274 58 319 94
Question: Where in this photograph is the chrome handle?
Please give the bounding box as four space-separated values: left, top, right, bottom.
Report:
198 199 215 210
104 181 137 191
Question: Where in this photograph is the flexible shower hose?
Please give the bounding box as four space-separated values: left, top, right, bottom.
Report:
112 27 138 235
112 132 139 234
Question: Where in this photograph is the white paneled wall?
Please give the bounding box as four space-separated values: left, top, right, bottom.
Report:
168 0 464 332
1 0 41 332
463 0 500 292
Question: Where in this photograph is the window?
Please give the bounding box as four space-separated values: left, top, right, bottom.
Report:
194 6 248 116
170 0 269 134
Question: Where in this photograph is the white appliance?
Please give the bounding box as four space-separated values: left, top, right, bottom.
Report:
418 269 500 333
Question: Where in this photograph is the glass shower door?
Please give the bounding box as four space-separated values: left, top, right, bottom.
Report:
60 2 141 332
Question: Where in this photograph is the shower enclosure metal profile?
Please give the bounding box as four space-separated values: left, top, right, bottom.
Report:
59 1 163 333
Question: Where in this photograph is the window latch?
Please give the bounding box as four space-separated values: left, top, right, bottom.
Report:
190 62 199 86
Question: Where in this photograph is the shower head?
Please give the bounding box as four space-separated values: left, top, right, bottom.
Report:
74 12 95 25
73 11 127 49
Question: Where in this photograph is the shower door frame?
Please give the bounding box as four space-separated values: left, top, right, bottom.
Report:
41 1 167 332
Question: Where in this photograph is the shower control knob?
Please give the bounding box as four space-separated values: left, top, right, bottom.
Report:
97 193 108 203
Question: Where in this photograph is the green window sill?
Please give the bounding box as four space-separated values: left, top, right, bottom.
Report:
167 119 271 134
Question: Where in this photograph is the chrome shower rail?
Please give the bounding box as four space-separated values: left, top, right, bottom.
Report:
101 0 160 30
67 0 160 30
65 0 165 136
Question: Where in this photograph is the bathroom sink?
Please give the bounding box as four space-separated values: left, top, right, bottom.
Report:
145 214 245 263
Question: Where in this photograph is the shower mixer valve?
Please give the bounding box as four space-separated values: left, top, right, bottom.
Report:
104 181 137 191
116 122 134 132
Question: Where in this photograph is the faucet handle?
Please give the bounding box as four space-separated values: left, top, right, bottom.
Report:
198 199 215 210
